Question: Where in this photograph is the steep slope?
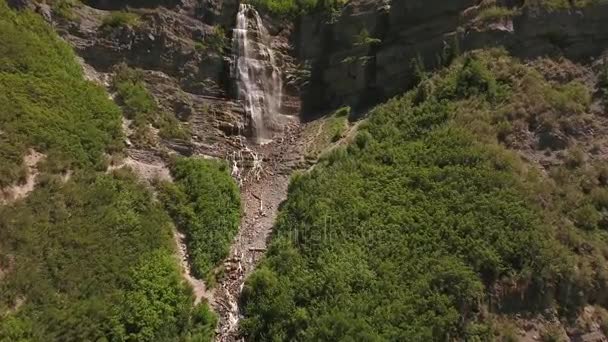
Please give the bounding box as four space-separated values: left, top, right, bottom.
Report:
241 50 608 341
296 0 608 113
0 2 217 340
3 0 608 341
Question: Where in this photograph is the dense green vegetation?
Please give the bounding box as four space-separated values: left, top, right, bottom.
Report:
0 0 122 187
0 3 217 341
247 0 346 18
241 50 608 340
0 172 215 341
112 64 189 146
160 158 241 281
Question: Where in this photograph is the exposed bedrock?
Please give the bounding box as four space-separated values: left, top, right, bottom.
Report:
296 0 608 117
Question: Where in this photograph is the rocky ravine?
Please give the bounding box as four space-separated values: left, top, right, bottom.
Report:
212 123 304 341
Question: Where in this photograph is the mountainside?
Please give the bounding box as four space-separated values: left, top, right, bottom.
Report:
1 0 608 341
243 49 608 341
298 0 608 112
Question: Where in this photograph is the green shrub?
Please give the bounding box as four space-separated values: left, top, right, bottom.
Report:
242 71 555 341
101 11 140 29
207 26 227 52
566 146 586 168
110 250 213 341
572 204 601 230
241 49 608 340
248 0 347 17
159 158 241 279
51 0 81 21
0 5 214 340
352 28 381 47
477 6 516 23
303 107 349 159
0 172 211 341
591 187 608 209
540 325 566 342
526 0 602 11
455 55 498 100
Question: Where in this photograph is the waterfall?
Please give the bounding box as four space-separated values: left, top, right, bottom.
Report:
232 4 282 144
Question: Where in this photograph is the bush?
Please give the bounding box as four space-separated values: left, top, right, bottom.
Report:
248 0 347 17
207 26 227 53
303 107 349 159
242 72 554 340
352 28 381 47
477 6 516 23
0 5 214 340
540 325 566 342
455 55 498 100
159 158 241 279
525 0 600 11
110 250 207 341
50 0 81 21
101 11 140 29
0 172 210 341
572 204 601 230
241 50 608 340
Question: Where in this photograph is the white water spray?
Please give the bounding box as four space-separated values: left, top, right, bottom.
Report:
232 3 282 144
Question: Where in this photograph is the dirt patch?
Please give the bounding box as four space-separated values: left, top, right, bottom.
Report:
77 56 112 88
0 150 46 204
174 229 213 305
107 148 172 183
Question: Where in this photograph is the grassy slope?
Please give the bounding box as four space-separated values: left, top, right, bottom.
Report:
0 172 214 341
112 64 190 147
241 50 608 340
0 0 122 187
0 2 217 341
160 158 241 282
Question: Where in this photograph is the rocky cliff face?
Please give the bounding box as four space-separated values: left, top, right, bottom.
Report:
9 0 608 158
296 0 608 115
44 0 608 143
50 0 297 152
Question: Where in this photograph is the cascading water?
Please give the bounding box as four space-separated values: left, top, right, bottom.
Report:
232 3 282 144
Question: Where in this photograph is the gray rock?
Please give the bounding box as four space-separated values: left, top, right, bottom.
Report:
297 0 608 114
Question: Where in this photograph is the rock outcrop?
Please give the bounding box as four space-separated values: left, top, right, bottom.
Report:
297 0 608 115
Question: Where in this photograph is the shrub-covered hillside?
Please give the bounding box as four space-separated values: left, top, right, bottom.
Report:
0 2 220 340
161 158 241 281
241 50 608 340
0 172 216 341
0 0 122 187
